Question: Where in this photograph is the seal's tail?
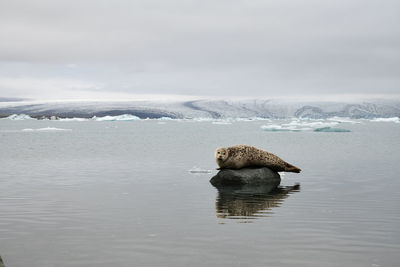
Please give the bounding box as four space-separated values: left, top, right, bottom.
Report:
285 163 301 173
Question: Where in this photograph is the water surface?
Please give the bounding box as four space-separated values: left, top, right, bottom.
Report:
0 119 399 266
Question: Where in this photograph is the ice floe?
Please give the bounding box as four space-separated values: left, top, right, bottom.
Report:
188 166 212 174
4 114 34 120
22 127 72 132
157 117 174 120
191 117 215 122
58 117 89 122
261 119 350 132
327 117 361 124
261 124 305 132
235 117 271 122
92 114 141 121
313 127 351 132
371 117 400 123
212 121 233 125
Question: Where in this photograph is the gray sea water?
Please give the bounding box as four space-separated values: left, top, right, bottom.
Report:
0 119 399 267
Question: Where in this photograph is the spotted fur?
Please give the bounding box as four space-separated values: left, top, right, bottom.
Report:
215 145 301 173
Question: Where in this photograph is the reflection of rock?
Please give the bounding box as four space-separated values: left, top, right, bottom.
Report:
210 167 281 186
0 255 4 267
213 183 300 220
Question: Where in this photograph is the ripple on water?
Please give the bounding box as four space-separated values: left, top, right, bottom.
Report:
213 183 300 222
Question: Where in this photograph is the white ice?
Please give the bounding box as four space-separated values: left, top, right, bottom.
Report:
4 114 34 120
188 166 212 174
371 117 400 123
58 117 89 122
92 114 141 121
261 119 349 132
22 127 72 132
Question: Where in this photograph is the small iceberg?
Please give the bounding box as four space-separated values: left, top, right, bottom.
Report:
236 117 271 122
92 114 141 121
189 167 212 174
327 117 361 124
157 117 174 120
371 117 400 123
59 117 89 122
192 117 214 122
5 114 34 120
212 121 232 125
314 127 351 132
261 125 300 132
261 124 313 132
261 119 347 132
22 127 72 132
286 119 339 128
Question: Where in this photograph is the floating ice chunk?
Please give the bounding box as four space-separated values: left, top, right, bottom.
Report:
189 166 212 174
192 117 214 122
92 114 141 121
59 117 88 122
36 127 72 131
5 114 34 120
235 118 254 122
212 121 232 125
261 125 301 132
261 123 314 132
22 127 72 132
286 119 339 128
158 117 174 120
242 117 271 121
314 127 351 132
371 117 400 123
327 117 361 124
261 119 348 132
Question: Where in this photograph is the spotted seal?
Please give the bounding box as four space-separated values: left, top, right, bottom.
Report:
215 145 301 173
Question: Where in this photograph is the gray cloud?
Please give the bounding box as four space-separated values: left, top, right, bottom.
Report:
0 0 399 99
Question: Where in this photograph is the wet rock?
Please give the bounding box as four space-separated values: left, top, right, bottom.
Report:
0 255 4 267
210 167 281 186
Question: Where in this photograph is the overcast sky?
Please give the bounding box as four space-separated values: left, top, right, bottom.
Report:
0 0 399 100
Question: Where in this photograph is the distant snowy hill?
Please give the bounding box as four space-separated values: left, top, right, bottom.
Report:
0 98 399 119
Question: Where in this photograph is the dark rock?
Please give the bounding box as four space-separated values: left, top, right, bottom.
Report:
210 167 281 186
0 255 4 267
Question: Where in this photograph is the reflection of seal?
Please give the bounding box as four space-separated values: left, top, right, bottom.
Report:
215 145 301 173
214 183 300 220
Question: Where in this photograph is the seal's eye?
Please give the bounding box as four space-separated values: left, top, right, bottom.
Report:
217 152 220 154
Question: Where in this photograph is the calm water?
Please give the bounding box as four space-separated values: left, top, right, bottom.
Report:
0 119 399 267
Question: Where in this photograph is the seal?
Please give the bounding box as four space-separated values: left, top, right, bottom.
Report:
215 145 301 173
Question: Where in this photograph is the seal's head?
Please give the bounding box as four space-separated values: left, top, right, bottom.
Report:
215 147 229 162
